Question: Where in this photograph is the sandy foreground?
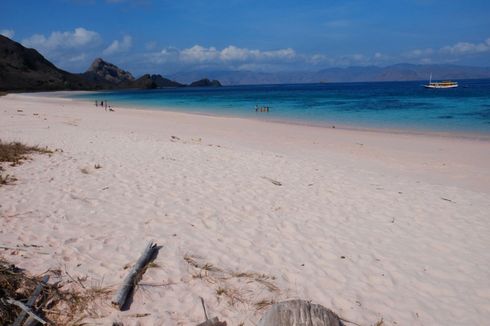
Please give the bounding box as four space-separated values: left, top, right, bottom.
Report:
1 93 489 325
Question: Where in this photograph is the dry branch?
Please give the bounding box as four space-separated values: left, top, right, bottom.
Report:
111 241 159 310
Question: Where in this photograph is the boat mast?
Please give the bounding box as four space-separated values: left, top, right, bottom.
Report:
429 73 432 84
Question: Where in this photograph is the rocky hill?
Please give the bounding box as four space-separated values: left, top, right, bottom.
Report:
0 35 222 91
0 35 94 91
82 58 135 86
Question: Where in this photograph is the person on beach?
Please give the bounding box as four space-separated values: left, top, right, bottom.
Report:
95 100 98 107
104 101 108 111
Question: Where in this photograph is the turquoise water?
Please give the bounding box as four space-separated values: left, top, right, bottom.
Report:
71 79 490 135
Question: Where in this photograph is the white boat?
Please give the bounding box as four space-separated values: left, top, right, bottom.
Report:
424 74 458 88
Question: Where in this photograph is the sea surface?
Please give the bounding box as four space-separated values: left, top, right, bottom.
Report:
71 79 490 135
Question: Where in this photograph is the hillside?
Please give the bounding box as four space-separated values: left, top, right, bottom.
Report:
0 36 208 91
0 35 95 91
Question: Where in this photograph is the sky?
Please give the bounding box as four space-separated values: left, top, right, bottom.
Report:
1 0 490 77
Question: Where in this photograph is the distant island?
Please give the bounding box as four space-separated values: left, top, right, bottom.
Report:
0 35 222 92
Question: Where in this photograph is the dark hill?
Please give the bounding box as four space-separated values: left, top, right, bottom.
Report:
132 74 184 89
189 78 222 87
0 35 95 91
0 35 222 91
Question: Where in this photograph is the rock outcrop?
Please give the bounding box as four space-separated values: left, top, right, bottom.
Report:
83 58 135 85
189 78 222 87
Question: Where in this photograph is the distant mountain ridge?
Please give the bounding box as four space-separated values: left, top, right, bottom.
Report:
2 34 490 90
0 36 217 91
170 63 490 85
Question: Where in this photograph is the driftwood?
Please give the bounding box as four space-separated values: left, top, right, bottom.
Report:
6 298 47 325
111 241 159 310
10 274 49 326
257 300 343 326
197 316 227 326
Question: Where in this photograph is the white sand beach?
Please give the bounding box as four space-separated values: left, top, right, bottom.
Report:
1 93 489 325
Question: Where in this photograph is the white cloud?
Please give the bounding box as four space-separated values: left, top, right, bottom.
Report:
103 35 133 55
441 38 490 55
404 48 434 59
19 28 100 73
180 45 219 62
221 46 295 62
0 29 15 39
397 37 490 65
153 44 296 64
22 27 100 51
220 46 252 61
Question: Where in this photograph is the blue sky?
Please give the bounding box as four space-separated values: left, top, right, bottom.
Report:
1 0 490 76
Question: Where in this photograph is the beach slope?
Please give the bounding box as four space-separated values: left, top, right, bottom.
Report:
1 94 489 325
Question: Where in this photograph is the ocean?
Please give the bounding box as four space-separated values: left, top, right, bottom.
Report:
71 79 490 135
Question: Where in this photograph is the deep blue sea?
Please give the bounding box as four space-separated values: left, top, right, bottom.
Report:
71 79 490 135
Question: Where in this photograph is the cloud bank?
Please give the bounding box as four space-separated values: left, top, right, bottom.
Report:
441 38 490 55
0 29 15 39
14 26 490 74
103 35 133 55
22 27 101 51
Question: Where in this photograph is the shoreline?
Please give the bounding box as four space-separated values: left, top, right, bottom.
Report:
1 93 489 325
35 90 490 142
5 92 490 194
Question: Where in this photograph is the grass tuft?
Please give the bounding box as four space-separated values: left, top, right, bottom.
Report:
184 253 282 312
0 140 53 186
0 258 112 325
0 140 52 166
